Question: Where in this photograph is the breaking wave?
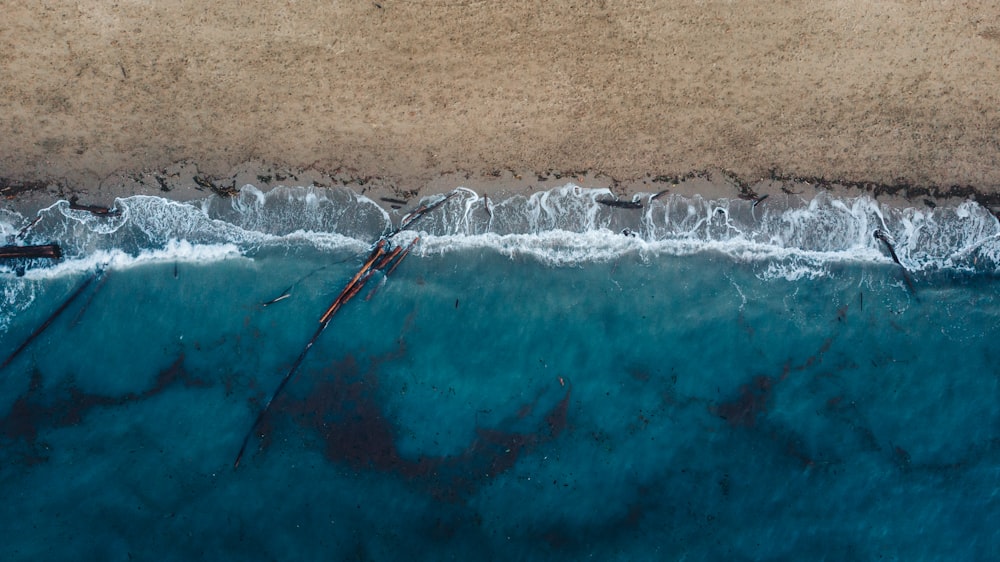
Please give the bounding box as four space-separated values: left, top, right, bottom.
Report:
415 186 1000 273
1 184 998 277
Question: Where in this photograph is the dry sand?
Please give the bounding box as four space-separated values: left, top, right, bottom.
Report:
2 1 1000 212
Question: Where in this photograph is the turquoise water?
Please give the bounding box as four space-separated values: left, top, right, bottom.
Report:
1 187 998 559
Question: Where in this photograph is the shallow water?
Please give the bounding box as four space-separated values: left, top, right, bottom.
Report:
1 187 998 560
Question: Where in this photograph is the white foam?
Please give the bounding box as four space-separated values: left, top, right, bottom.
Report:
206 185 391 239
417 229 643 267
4 185 999 281
398 187 993 278
11 240 244 282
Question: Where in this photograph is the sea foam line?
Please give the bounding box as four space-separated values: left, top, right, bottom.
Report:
4 240 245 282
2 184 998 275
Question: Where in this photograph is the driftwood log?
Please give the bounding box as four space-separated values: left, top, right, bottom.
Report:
0 244 61 259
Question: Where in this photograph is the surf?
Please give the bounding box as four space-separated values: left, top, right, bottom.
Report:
2 183 998 286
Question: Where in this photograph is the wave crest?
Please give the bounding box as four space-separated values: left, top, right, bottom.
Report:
1 184 997 276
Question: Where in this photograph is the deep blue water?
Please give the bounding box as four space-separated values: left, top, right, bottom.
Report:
1 186 998 560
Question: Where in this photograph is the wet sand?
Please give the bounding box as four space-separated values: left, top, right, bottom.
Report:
2 1 1000 214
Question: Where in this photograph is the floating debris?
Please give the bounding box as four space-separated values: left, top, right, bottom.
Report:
14 216 42 241
258 265 330 308
874 229 917 296
397 191 459 233
261 287 292 307
233 320 324 468
597 197 642 209
69 198 121 217
873 229 902 267
363 276 388 302
483 194 494 221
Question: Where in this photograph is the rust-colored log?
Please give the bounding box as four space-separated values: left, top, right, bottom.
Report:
372 243 404 271
318 239 387 324
385 236 420 278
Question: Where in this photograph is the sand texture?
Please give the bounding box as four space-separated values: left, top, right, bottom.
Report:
2 1 1000 204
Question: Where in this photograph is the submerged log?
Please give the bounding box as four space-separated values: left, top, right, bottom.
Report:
71 270 109 327
0 244 61 260
234 319 326 468
1 273 96 370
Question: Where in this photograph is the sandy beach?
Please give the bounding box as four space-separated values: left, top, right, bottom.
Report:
3 1 1000 213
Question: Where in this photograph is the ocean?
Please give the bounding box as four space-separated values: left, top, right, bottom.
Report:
1 185 998 560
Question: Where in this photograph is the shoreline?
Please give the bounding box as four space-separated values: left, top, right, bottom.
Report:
4 160 1000 220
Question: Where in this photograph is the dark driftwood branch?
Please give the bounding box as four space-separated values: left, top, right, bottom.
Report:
0 244 61 260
